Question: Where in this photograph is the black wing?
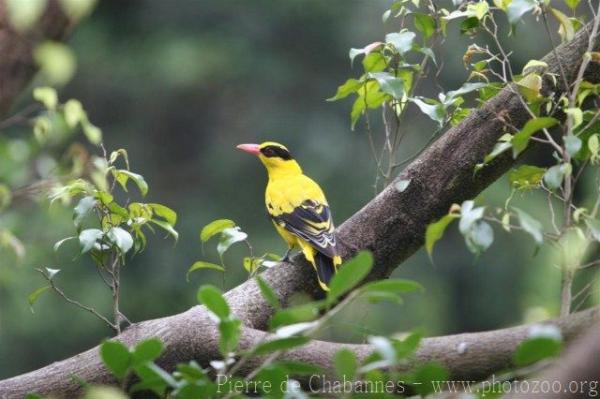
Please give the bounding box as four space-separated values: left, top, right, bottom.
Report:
271 199 338 258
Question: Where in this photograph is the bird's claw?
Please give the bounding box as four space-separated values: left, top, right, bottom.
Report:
281 248 293 263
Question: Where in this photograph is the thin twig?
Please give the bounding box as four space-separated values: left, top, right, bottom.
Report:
36 269 117 331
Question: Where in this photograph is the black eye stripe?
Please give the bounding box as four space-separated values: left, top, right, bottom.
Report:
260 145 292 160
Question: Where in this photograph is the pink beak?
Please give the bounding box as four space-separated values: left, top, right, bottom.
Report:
236 143 261 156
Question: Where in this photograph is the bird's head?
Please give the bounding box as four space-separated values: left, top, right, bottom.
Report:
236 141 301 176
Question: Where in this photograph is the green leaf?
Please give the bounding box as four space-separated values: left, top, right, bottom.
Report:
368 72 404 99
564 0 580 10
276 361 323 376
82 386 128 399
410 97 445 127
269 302 324 329
63 99 85 128
256 365 288 399
0 230 25 261
367 336 396 364
516 73 543 102
132 339 164 366
107 201 129 219
100 340 132 380
96 191 114 205
109 149 130 168
217 227 248 256
393 331 423 358
82 121 103 145
513 337 562 367
362 52 386 72
200 219 236 242
6 0 47 32
543 163 570 190
385 31 416 55
585 218 600 242
73 196 97 227
419 47 437 65
458 200 485 234
79 228 104 253
407 362 449 396
508 165 545 190
551 7 575 42
187 261 225 281
350 96 365 129
588 134 600 160
514 208 543 244
243 256 260 274
512 117 559 158
445 82 488 104
58 0 97 22
33 86 58 110
334 348 357 380
219 318 241 355
327 251 374 303
114 170 148 196
256 276 281 310
149 219 179 242
362 279 423 295
464 220 494 254
0 184 11 212
350 80 387 129
44 267 61 280
348 42 383 65
107 227 133 254
425 214 457 256
327 79 363 101
507 0 537 25
27 285 50 312
469 1 489 19
53 236 76 252
252 336 309 355
275 321 318 338
131 363 176 394
460 16 480 34
565 134 582 157
414 13 435 39
197 285 230 319
478 138 512 168
493 0 512 11
522 59 548 75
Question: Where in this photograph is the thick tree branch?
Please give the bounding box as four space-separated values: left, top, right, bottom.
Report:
1 14 600 399
0 0 72 118
0 306 597 398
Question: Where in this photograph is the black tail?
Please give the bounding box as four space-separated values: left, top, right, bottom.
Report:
314 252 336 290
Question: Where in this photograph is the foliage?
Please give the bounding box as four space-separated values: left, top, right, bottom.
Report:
26 102 178 333
89 251 427 398
4 0 600 396
416 0 600 326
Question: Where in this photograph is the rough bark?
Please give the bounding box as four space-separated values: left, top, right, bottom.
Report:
0 0 71 118
1 11 600 399
1 306 597 398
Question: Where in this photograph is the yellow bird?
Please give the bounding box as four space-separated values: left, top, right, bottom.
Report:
237 141 341 290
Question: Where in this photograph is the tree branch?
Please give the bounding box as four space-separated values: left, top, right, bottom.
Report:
0 306 597 398
1 13 600 399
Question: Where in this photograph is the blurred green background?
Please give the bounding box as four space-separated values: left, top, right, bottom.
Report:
0 0 597 378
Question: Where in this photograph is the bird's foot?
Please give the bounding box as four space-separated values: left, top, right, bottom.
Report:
281 248 293 263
